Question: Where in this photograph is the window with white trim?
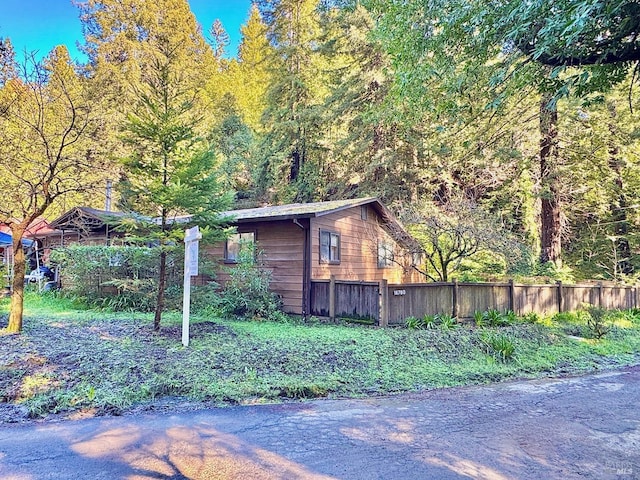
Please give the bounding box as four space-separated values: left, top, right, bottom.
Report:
320 230 340 264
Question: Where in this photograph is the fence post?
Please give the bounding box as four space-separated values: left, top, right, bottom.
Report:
509 279 515 313
329 275 336 321
452 279 459 318
557 281 563 313
379 279 389 327
598 282 603 308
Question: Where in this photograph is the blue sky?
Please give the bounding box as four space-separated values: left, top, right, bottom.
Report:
0 0 253 63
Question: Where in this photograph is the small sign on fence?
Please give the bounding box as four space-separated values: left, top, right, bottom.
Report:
393 289 406 296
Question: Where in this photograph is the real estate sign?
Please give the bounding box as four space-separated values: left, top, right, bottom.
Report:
182 226 202 347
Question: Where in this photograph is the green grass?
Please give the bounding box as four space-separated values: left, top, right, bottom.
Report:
1 293 640 420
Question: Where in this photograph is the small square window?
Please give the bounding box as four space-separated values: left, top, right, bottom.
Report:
320 230 340 264
225 232 255 263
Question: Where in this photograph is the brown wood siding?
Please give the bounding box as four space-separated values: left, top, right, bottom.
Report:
204 220 305 314
311 206 418 283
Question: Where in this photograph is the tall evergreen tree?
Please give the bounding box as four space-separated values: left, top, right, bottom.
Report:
562 82 640 280
258 0 328 202
78 0 229 329
236 4 273 131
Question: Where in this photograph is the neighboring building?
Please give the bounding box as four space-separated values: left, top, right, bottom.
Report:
44 207 138 249
207 198 422 315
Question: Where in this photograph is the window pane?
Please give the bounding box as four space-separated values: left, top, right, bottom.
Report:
226 234 240 262
320 231 330 262
226 232 255 262
378 243 393 268
330 233 339 261
320 230 339 263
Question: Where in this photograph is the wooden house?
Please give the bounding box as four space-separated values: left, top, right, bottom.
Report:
208 198 423 315
44 207 137 249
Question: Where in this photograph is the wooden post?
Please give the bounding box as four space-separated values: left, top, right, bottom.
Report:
329 275 336 321
557 281 563 313
379 279 389 327
508 279 515 314
598 282 603 308
452 279 459 318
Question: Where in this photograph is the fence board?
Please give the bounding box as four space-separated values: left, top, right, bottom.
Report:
563 285 598 312
387 284 453 325
335 282 379 321
457 283 511 318
602 286 635 310
310 280 329 317
514 285 558 315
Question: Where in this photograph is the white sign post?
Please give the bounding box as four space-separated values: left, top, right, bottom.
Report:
182 225 202 347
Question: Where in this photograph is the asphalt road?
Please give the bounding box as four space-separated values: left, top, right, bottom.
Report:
1 367 639 480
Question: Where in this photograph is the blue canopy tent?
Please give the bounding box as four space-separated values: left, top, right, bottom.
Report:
1 232 38 290
0 231 35 247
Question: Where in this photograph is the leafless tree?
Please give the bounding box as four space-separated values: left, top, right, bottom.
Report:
0 47 108 332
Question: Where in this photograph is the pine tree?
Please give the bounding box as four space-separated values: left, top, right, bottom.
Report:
236 4 273 131
78 0 229 330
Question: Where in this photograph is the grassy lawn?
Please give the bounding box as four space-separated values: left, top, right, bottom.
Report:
1 293 640 420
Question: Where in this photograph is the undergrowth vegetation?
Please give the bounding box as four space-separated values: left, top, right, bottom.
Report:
1 294 639 420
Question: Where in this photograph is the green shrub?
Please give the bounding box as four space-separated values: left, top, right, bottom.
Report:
486 309 509 327
405 313 457 330
552 311 581 323
520 312 540 324
422 314 438 329
215 247 284 320
583 305 611 339
405 316 423 329
49 244 222 313
50 245 177 311
481 332 516 362
474 310 487 327
474 309 514 327
437 313 458 330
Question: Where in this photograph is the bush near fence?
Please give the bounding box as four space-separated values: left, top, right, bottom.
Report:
50 245 183 311
311 278 639 326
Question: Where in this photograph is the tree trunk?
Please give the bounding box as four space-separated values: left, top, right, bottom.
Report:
539 93 562 265
607 102 632 276
153 248 167 332
7 226 27 333
290 147 301 182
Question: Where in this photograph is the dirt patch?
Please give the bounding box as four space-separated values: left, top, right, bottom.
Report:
159 321 234 338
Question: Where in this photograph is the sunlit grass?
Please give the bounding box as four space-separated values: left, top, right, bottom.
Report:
1 293 639 419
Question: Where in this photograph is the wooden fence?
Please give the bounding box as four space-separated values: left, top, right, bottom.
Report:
310 279 380 321
310 277 640 326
